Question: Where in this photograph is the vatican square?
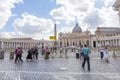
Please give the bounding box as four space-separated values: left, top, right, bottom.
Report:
0 0 120 80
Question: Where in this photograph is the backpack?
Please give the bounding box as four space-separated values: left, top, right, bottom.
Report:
16 49 21 54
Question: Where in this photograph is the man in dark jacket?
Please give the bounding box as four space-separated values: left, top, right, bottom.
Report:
33 47 39 60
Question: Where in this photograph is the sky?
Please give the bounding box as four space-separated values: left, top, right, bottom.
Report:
0 0 119 40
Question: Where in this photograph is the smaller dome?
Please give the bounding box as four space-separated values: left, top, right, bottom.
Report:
72 23 82 33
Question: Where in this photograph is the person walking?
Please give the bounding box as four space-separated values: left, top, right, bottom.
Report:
18 47 23 62
79 45 83 59
82 45 90 71
44 46 50 59
104 46 109 63
34 47 39 60
26 48 33 61
15 47 23 63
99 46 104 59
41 46 45 55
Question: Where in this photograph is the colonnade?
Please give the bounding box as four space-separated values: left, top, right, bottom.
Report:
92 35 120 48
0 38 48 50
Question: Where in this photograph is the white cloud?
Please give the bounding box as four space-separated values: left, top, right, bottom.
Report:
59 26 72 33
50 6 75 23
50 0 119 34
55 0 94 17
0 32 16 38
13 12 54 40
0 0 23 29
50 0 95 27
103 0 115 7
83 8 103 29
99 7 119 27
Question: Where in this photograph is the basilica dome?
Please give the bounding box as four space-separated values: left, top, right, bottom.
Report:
72 23 82 33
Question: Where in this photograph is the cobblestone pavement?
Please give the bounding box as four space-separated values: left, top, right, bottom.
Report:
1 51 120 80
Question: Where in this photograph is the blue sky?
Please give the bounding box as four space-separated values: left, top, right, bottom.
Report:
0 0 119 40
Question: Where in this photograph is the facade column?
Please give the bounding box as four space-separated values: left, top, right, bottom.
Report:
103 40 105 46
117 39 119 47
30 42 31 48
100 40 102 47
24 43 26 49
13 42 14 48
102 40 104 46
14 42 16 49
27 43 28 49
68 39 70 46
119 39 120 46
3 42 5 50
23 43 25 49
116 39 118 47
114 39 116 47
6 42 7 49
0 42 1 49
113 40 115 47
8 42 9 49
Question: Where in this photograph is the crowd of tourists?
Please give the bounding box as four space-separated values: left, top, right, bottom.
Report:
14 46 51 63
14 44 110 72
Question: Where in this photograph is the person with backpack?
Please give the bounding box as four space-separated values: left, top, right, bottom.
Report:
44 46 50 59
15 47 23 63
82 45 90 71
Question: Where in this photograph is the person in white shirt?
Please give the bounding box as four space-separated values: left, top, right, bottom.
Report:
104 46 109 63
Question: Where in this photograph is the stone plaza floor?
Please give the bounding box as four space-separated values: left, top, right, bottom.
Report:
0 51 120 80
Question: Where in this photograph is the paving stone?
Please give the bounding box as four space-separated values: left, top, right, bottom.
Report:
0 51 120 80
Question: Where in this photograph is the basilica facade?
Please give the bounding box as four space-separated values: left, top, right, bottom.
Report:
58 23 91 47
58 23 120 48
